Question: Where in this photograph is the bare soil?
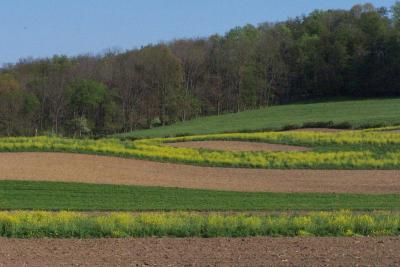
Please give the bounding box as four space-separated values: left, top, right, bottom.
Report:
166 140 311 152
0 237 399 266
1 152 400 193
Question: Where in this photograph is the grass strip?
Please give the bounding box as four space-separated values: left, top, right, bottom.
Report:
0 180 399 211
0 210 399 238
113 98 400 138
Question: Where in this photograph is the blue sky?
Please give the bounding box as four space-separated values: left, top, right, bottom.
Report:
0 0 397 65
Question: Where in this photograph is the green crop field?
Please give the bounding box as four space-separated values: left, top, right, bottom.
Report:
114 98 400 138
0 181 399 211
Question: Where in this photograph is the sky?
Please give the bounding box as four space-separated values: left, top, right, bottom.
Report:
0 0 397 65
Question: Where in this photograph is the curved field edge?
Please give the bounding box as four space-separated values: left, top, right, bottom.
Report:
3 152 400 194
0 210 399 238
0 181 399 211
1 129 400 169
113 98 400 139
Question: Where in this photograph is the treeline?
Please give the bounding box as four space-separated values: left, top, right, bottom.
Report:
1 3 400 136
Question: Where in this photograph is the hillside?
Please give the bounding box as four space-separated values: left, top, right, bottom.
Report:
2 3 400 137
115 98 400 138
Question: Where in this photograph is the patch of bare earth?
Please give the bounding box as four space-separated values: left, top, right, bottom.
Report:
166 140 310 152
1 152 400 193
0 237 399 266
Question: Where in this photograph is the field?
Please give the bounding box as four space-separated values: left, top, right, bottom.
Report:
2 180 400 211
2 237 399 266
0 129 399 218
2 129 400 169
115 98 400 138
1 100 400 265
2 152 400 193
0 210 399 238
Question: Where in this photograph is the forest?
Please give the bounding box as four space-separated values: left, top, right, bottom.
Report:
1 3 400 136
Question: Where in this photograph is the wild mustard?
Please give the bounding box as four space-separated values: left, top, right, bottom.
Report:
0 129 399 169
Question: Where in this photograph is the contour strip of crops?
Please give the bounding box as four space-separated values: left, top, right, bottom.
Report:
1 130 400 169
0 211 399 238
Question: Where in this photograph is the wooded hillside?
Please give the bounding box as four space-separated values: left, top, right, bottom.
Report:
1 3 400 136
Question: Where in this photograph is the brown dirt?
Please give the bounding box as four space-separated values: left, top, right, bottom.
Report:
166 140 311 151
1 152 400 193
0 237 399 266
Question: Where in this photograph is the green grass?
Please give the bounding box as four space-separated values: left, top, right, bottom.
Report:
114 98 400 138
0 180 399 211
0 210 399 238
